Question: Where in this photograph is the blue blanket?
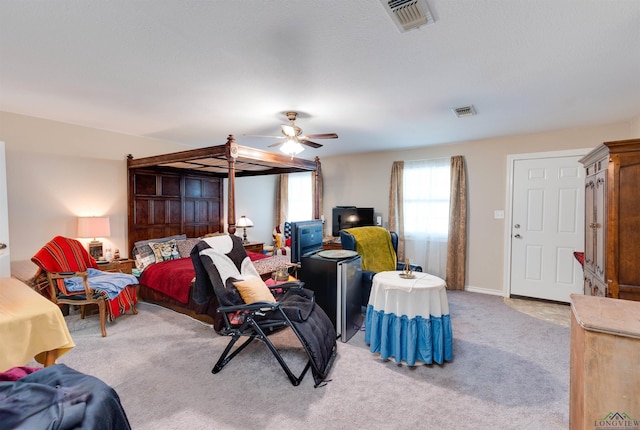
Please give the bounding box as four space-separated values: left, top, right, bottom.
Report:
64 268 138 300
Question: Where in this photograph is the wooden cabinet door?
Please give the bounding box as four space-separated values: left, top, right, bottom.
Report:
594 169 606 282
584 177 595 273
608 149 640 300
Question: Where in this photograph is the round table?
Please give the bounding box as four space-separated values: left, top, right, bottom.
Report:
364 271 453 365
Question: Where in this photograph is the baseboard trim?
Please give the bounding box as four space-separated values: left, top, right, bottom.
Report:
464 285 507 297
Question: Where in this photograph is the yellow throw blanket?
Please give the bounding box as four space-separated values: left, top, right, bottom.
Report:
344 226 397 273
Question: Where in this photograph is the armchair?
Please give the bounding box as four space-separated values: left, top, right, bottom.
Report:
31 236 138 337
340 226 422 307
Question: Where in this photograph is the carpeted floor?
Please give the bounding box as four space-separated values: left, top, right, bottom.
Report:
51 290 570 430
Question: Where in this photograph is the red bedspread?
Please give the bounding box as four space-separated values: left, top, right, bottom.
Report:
139 252 274 304
139 258 196 304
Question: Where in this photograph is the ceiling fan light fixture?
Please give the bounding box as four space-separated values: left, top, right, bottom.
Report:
280 137 304 156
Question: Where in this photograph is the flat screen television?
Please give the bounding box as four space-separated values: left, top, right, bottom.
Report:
331 207 375 237
290 219 324 264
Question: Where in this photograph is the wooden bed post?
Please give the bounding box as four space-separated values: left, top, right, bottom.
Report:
226 135 237 234
313 156 322 220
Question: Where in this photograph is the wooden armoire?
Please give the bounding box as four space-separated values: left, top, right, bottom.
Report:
579 138 640 301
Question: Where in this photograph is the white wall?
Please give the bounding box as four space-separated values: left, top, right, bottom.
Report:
230 175 278 245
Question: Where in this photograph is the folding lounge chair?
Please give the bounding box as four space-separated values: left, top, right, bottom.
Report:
191 234 337 387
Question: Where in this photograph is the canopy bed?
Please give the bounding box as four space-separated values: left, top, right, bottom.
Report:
126 135 322 322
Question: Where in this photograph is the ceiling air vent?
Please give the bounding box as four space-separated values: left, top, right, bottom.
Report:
379 0 435 33
452 105 477 118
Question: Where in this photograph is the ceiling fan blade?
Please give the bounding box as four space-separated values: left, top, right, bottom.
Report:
268 141 285 148
303 133 338 139
244 134 283 139
300 140 323 148
304 133 338 139
281 124 296 137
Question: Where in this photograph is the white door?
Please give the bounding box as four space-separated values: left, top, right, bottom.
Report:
0 142 10 277
508 153 585 302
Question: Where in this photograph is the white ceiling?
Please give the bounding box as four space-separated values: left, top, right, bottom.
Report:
1 1 639 158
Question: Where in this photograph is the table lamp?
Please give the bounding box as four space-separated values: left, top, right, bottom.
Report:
77 216 111 260
236 216 253 244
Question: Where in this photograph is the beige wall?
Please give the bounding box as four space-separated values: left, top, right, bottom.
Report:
0 111 277 264
1 111 190 261
631 116 640 137
2 109 638 296
321 121 637 295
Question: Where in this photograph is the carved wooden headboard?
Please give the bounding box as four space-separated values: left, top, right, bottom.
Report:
127 167 224 255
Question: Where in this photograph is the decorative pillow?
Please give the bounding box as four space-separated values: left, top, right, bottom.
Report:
233 277 275 304
132 234 186 270
177 238 201 258
135 253 156 272
149 239 180 263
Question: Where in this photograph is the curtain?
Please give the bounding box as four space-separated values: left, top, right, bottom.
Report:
315 163 323 218
276 174 288 226
388 161 405 261
446 156 467 290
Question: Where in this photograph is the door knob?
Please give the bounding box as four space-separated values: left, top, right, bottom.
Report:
0 243 6 249
514 234 522 239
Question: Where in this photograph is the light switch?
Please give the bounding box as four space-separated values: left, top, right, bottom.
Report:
494 210 504 219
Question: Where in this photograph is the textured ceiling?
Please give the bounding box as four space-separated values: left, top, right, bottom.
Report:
1 0 639 158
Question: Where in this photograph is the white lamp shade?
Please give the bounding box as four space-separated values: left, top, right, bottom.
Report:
280 138 304 156
77 216 111 238
236 216 253 228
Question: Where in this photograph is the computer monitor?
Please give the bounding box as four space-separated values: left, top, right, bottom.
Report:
290 219 324 264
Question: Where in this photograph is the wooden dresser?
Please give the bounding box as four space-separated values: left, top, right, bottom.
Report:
579 138 640 301
569 294 640 429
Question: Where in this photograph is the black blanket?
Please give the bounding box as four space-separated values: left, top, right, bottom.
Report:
0 364 131 430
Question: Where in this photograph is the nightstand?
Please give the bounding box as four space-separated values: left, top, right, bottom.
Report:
96 259 135 274
243 242 264 254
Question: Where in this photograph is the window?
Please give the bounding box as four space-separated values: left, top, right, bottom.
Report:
403 158 451 238
402 158 450 277
287 172 313 222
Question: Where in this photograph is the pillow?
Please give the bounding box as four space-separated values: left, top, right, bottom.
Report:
233 277 276 304
132 234 186 270
177 238 201 258
135 252 156 272
149 239 180 263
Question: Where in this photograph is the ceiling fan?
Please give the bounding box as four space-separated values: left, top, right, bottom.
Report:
255 111 338 156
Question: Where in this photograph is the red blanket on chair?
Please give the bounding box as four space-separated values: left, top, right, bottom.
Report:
32 236 137 321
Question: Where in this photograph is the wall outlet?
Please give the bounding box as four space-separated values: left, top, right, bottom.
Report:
494 210 505 219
